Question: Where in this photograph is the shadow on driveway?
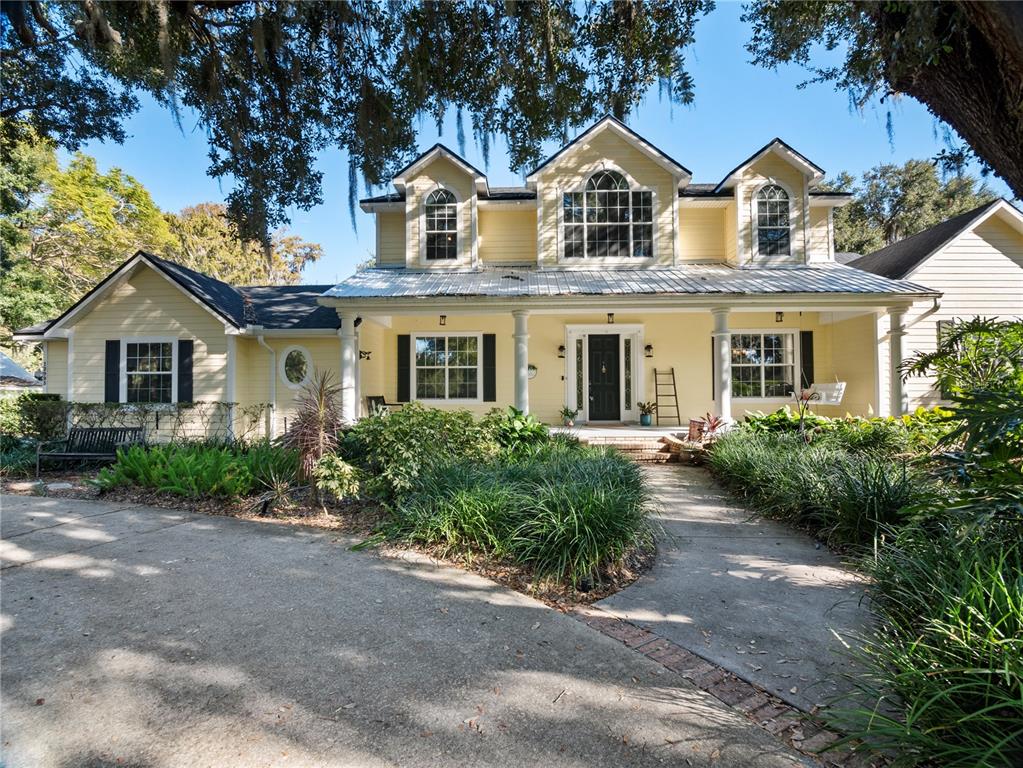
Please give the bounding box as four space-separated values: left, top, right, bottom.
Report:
1 494 807 768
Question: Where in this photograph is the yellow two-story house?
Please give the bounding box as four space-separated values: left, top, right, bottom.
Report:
19 116 1022 434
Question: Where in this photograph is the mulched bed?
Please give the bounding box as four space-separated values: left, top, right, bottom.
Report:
4 470 656 607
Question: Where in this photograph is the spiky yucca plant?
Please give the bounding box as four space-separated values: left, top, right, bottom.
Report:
280 370 343 502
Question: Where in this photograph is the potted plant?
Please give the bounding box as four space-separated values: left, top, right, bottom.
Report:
560 406 580 427
701 412 726 443
638 401 656 427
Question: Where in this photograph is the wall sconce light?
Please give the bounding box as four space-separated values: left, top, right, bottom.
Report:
607 312 615 324
439 314 447 326
557 345 565 359
354 316 363 328
644 344 654 358
359 350 372 360
775 311 784 323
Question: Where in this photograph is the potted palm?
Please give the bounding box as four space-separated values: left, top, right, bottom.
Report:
638 401 656 427
560 406 580 427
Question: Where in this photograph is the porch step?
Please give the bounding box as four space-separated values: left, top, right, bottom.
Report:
574 434 680 463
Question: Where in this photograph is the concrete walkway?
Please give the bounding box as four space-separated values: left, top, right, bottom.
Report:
0 494 808 768
598 465 870 712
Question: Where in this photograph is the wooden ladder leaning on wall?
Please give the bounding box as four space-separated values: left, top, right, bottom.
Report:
653 368 681 426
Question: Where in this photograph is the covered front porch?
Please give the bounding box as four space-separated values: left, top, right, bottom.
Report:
330 300 917 427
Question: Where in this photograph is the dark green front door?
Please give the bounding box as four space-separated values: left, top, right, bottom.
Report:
588 334 620 421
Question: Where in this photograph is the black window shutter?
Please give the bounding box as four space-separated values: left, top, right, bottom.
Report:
104 340 120 403
178 340 194 403
799 331 815 389
483 334 496 402
396 335 410 402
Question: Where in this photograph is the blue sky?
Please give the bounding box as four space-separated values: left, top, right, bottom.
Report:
74 1 1010 286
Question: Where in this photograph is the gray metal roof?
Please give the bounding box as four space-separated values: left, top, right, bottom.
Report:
322 264 936 301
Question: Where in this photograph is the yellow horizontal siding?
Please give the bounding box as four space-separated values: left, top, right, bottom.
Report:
737 154 808 264
479 209 537 264
807 207 830 261
678 208 725 261
69 265 228 403
44 340 67 397
376 212 405 267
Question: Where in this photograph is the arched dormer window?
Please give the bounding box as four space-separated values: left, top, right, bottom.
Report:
755 185 791 257
424 189 457 260
563 170 653 259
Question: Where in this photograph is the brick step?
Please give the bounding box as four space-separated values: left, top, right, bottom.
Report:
627 450 679 463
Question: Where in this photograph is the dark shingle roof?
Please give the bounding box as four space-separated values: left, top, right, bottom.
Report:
850 201 1001 279
238 285 339 330
14 253 343 336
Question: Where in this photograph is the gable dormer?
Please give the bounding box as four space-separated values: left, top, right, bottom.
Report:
392 145 488 269
714 139 828 267
526 116 692 268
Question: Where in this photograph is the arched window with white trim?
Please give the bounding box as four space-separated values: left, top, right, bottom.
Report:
424 189 457 260
563 170 653 259
755 185 791 257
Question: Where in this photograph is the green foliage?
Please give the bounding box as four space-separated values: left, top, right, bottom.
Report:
0 435 36 477
481 406 549 453
387 441 650 587
0 392 64 440
341 402 500 499
743 2 1023 199
312 454 361 502
819 161 994 254
707 430 928 548
831 524 1023 767
904 317 1023 399
2 1 713 241
95 442 299 498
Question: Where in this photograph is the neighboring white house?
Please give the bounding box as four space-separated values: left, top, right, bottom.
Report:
852 199 1023 410
0 351 42 395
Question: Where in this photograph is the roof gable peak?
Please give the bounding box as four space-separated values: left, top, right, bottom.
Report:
392 143 488 195
526 115 692 186
714 138 825 193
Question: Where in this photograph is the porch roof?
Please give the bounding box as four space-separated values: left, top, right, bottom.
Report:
321 264 936 301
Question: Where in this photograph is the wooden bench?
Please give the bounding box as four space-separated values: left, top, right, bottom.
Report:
36 427 145 476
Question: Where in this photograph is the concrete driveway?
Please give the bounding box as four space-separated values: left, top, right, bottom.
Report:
598 465 870 712
0 494 807 768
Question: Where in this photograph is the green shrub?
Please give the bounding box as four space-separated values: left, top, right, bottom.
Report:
95 442 299 498
0 435 36 477
707 430 928 548
481 406 549 453
386 443 650 587
312 453 361 502
341 403 500 498
831 523 1023 766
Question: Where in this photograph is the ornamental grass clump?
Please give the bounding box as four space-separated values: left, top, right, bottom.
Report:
385 442 651 588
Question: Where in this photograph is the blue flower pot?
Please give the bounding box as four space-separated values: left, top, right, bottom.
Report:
640 413 652 426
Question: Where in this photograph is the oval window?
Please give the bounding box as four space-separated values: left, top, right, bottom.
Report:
283 348 309 385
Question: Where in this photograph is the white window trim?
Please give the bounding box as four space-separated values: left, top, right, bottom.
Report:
558 164 657 265
728 329 800 402
563 324 644 423
418 184 466 267
279 344 313 390
120 337 178 405
411 331 484 404
750 180 800 265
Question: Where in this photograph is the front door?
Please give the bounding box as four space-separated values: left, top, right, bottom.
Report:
588 334 620 421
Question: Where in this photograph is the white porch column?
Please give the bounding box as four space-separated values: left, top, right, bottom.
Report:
889 308 907 416
711 308 732 422
339 314 358 424
513 310 530 413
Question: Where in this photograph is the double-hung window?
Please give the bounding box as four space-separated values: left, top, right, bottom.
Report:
563 170 653 259
424 189 457 260
414 334 480 400
755 185 791 257
730 333 795 398
125 341 175 403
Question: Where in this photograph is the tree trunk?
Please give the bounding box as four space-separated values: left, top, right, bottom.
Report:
872 2 1023 199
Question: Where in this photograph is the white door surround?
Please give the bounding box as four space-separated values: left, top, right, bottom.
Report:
564 323 644 423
